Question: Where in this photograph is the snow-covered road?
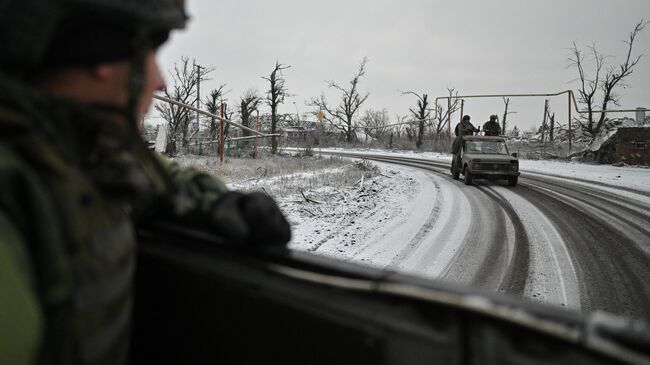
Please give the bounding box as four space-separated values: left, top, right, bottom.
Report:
284 151 650 321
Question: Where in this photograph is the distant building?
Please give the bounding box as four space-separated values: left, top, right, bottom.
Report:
614 127 650 165
284 126 317 142
597 127 650 165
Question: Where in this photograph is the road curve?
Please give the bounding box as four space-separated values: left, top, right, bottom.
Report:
332 152 650 322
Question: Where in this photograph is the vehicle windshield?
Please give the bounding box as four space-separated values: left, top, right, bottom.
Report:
465 141 509 155
153 1 650 330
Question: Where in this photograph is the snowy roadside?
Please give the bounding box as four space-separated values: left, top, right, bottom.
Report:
518 160 650 193
281 163 433 266
173 154 439 269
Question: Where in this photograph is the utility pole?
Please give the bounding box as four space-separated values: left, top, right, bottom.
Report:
220 103 225 163
568 92 572 155
459 100 465 124
255 110 260 159
194 62 204 133
293 101 300 124
542 99 549 154
447 97 451 142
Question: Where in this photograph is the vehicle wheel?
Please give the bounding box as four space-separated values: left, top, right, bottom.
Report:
508 176 518 187
463 166 473 185
452 163 460 180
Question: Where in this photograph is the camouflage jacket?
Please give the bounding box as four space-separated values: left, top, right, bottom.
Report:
0 73 227 365
483 120 501 136
459 120 478 136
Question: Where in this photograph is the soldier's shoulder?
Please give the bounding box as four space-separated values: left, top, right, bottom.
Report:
0 142 27 170
0 142 52 194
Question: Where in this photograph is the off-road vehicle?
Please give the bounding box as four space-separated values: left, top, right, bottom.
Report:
451 135 520 186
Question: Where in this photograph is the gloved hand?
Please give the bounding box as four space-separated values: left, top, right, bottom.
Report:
208 191 291 247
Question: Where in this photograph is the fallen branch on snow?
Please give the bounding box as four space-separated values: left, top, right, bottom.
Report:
354 175 365 188
300 190 323 205
336 189 348 204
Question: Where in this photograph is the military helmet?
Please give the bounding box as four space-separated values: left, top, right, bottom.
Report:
490 114 498 120
462 115 471 121
0 0 187 73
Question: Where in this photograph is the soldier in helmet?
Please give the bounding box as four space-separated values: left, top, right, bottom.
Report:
0 1 290 364
455 115 479 136
483 114 502 136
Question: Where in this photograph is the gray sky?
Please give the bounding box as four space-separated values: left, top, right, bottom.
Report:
158 0 650 131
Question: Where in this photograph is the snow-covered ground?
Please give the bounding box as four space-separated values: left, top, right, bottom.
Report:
180 149 650 313
270 148 650 311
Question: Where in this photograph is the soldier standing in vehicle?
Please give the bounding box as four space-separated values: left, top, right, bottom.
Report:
451 115 477 173
456 115 479 136
483 114 502 136
0 1 291 364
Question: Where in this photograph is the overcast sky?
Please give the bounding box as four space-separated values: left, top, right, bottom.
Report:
157 0 650 131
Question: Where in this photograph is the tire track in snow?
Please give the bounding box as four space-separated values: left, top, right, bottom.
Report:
386 178 442 268
485 185 581 310
516 179 650 320
477 186 529 296
348 167 441 268
319 151 650 321
398 175 474 279
522 175 650 252
435 185 511 288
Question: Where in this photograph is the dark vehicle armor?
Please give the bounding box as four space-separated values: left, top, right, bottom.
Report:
131 225 650 365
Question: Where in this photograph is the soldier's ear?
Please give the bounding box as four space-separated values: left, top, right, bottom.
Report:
91 64 115 81
90 61 129 82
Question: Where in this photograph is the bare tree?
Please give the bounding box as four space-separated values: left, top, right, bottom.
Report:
155 56 213 154
222 103 235 141
433 88 461 138
263 61 291 154
309 57 370 143
549 113 556 142
204 84 228 152
401 91 431 150
360 109 391 142
501 97 516 134
239 89 262 138
568 43 604 137
568 19 647 139
393 114 409 140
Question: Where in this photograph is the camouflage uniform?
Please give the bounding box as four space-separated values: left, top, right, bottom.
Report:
0 67 237 364
0 1 289 364
459 118 478 136
451 116 476 171
450 136 464 172
483 115 501 136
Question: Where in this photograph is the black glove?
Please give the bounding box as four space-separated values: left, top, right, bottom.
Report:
209 191 291 247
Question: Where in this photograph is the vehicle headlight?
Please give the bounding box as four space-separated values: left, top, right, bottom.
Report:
512 164 519 172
